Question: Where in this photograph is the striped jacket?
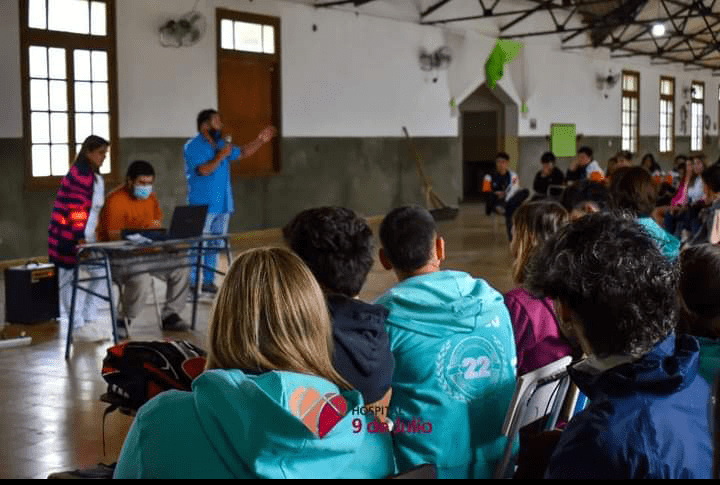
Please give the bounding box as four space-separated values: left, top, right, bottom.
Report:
48 159 97 268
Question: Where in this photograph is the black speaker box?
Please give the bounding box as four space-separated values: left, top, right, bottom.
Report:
4 263 59 324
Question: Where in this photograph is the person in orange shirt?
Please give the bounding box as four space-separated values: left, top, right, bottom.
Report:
99 161 190 335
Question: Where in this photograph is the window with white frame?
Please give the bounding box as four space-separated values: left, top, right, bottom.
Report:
21 0 117 186
659 76 674 153
691 81 704 152
621 71 639 153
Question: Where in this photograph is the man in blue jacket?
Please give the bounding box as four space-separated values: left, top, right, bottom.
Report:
525 212 712 479
376 206 517 478
184 109 275 293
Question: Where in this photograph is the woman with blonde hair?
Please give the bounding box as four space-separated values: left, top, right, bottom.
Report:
114 247 395 479
504 201 575 375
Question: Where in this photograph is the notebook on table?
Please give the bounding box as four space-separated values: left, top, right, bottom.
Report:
122 205 209 242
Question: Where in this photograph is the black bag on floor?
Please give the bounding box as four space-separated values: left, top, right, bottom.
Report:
101 340 207 412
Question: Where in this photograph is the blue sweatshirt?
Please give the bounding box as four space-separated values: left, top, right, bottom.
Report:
376 270 517 478
114 369 395 479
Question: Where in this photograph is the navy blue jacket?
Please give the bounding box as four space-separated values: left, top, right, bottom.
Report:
327 294 394 404
545 334 712 479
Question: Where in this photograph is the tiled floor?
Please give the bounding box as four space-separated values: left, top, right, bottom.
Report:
0 203 513 478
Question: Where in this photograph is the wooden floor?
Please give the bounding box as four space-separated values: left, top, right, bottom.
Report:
0 203 513 479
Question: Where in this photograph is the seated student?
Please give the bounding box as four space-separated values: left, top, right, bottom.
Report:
505 201 574 376
114 247 395 479
283 207 394 417
640 153 662 176
612 166 680 260
666 155 708 240
559 179 612 220
565 146 604 184
687 162 720 246
679 244 720 386
525 212 712 479
532 152 565 199
376 206 517 479
482 152 530 239
98 160 190 333
615 150 634 168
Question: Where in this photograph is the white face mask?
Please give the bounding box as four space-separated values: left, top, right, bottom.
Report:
133 185 152 200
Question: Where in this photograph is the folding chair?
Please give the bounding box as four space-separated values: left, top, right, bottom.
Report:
494 356 573 479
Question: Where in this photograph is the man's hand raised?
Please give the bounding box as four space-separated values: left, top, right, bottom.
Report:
257 126 277 143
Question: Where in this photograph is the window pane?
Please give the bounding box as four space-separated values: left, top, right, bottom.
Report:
99 151 110 174
48 0 90 34
30 79 49 111
90 1 106 36
221 19 234 49
28 0 47 29
75 113 92 142
92 82 108 112
50 112 68 143
694 84 704 99
234 21 262 53
51 144 70 176
29 46 48 78
49 80 67 111
91 51 108 81
74 50 91 80
32 145 51 176
263 25 275 54
623 74 637 92
48 48 66 79
31 112 50 143
92 113 109 139
75 82 92 112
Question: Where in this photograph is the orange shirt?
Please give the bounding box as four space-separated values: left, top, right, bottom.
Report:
98 185 163 241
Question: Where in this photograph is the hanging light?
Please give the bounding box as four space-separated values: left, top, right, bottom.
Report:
652 23 666 37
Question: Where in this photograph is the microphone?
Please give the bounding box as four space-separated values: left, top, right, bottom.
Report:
224 135 232 144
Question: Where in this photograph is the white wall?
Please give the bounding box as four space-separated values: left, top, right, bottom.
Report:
117 0 456 138
0 0 22 138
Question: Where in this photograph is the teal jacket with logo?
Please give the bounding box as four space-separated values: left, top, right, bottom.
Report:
376 270 517 478
114 369 395 479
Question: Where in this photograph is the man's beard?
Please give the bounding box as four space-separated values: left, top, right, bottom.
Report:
209 128 222 141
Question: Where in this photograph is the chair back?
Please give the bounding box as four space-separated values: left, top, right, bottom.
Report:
494 356 573 479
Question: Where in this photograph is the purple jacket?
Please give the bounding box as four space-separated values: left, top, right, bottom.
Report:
504 288 573 375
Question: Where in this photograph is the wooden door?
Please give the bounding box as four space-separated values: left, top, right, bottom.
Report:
218 54 279 176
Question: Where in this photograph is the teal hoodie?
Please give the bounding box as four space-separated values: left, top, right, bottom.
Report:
113 369 395 479
376 270 517 479
636 216 680 261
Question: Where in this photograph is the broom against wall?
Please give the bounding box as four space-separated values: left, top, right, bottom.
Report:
402 126 459 221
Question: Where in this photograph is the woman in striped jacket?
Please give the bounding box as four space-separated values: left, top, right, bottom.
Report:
49 135 111 342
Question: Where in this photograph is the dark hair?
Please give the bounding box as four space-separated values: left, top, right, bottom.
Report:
690 154 708 185
679 244 720 337
674 154 687 167
541 152 556 164
126 160 155 181
497 152 510 162
560 180 612 212
510 200 568 284
578 146 593 158
612 166 657 217
525 212 678 357
196 109 218 132
701 162 720 194
617 150 633 161
641 153 661 173
379 206 437 273
283 207 374 297
76 135 109 165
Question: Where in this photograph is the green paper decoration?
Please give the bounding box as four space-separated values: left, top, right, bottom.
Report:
485 39 523 89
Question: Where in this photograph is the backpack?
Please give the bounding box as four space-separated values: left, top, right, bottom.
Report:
101 340 207 412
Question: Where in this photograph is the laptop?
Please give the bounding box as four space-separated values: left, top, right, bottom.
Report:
122 205 209 241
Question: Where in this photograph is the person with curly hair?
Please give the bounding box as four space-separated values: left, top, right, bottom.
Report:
525 212 712 479
376 206 516 479
283 207 394 418
505 201 574 375
611 165 680 260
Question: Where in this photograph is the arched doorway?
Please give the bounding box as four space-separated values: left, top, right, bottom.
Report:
459 83 518 201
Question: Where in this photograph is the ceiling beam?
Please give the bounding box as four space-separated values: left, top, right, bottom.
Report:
420 0 453 19
421 0 610 25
